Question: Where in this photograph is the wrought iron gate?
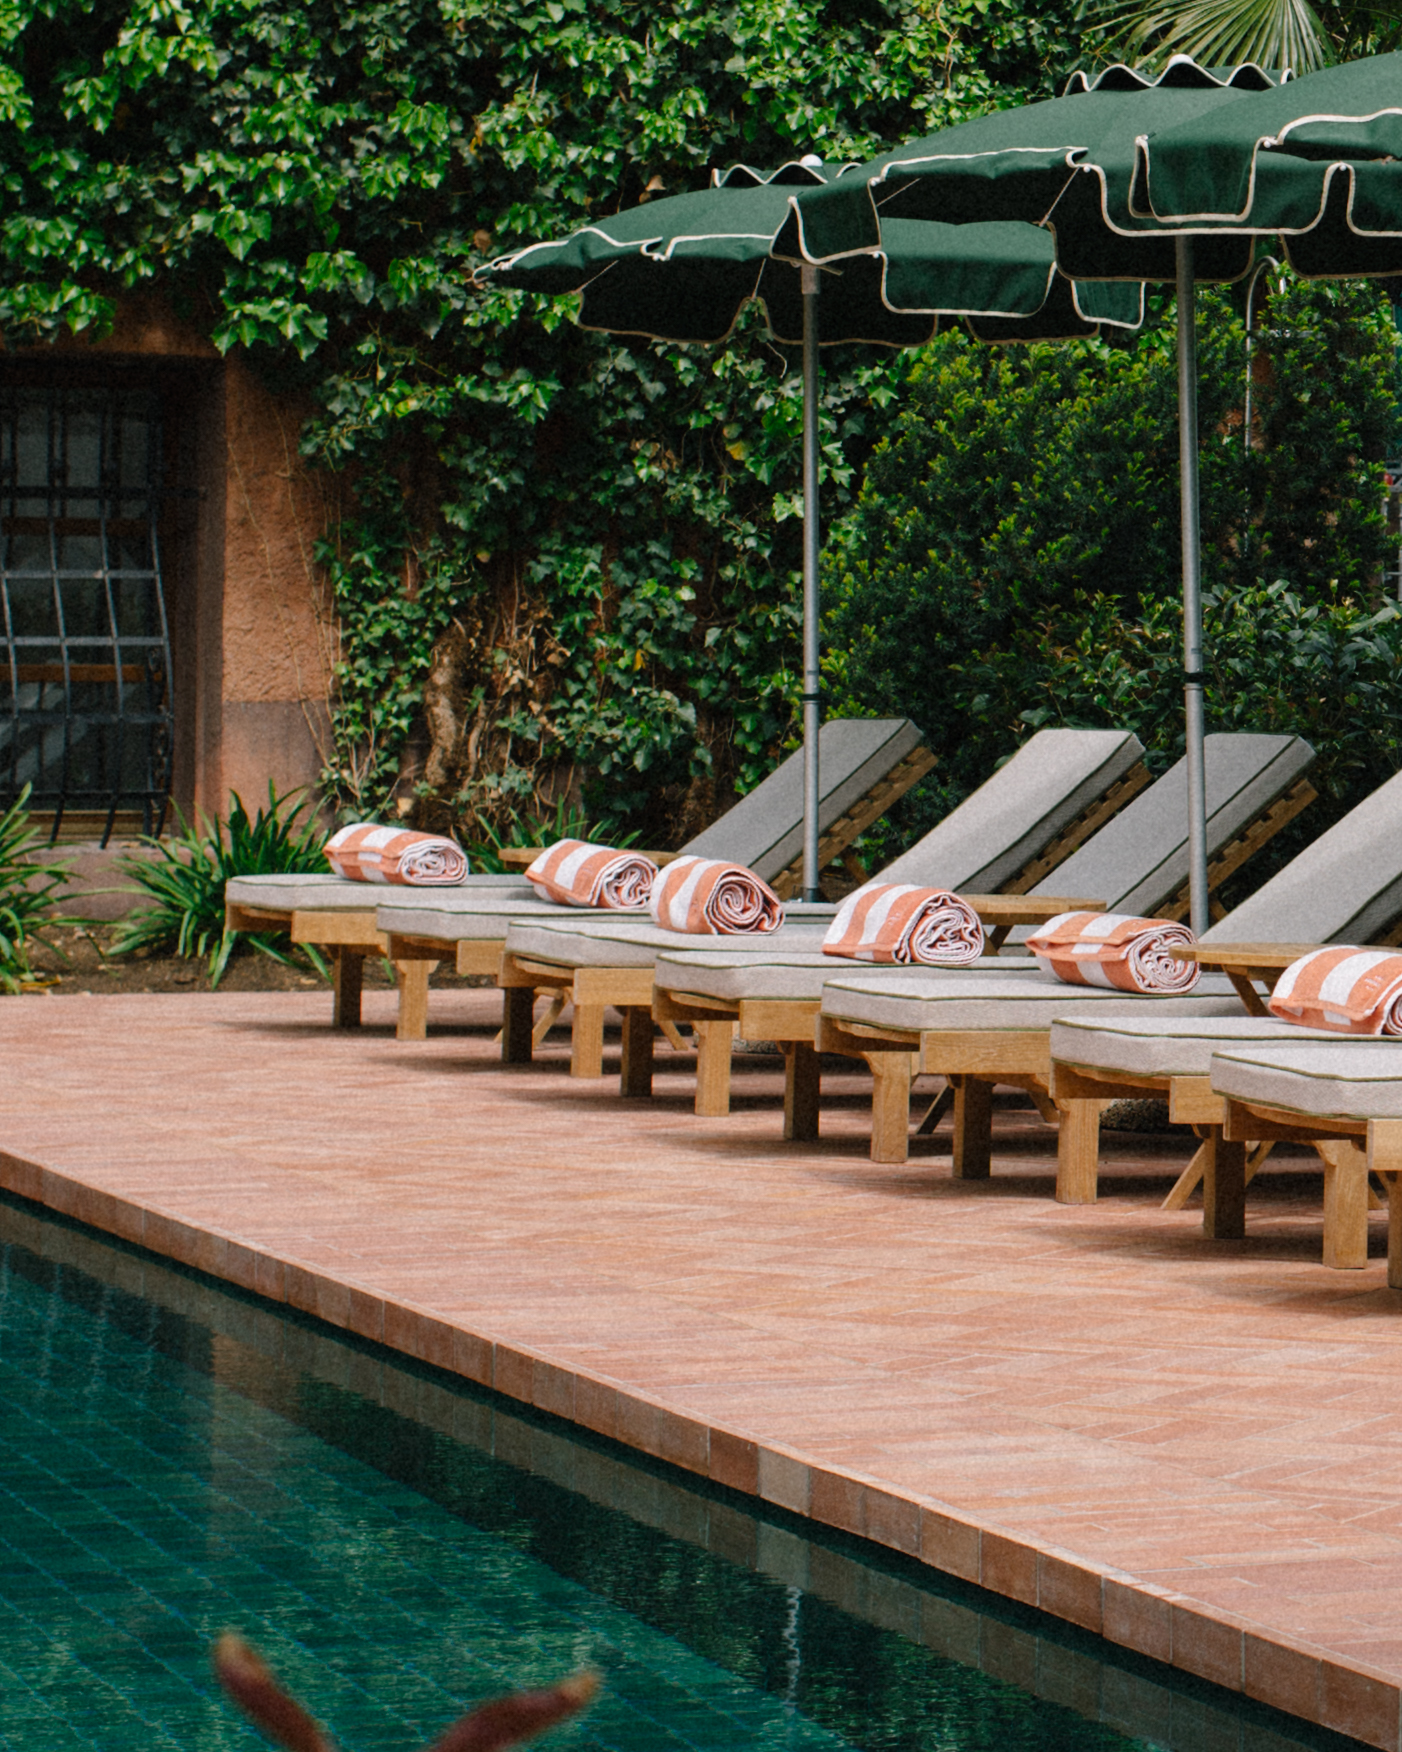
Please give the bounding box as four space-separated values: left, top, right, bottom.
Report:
0 384 174 841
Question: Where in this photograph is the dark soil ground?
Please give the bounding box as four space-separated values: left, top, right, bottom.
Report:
19 925 492 998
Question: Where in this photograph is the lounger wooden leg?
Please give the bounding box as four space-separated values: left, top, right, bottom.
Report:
501 986 536 1064
659 1019 688 1052
619 1006 654 1098
1320 1139 1369 1270
694 1020 736 1117
950 1076 992 1180
571 1003 606 1078
1055 1098 1100 1204
394 960 434 1041
332 948 364 1028
784 1042 820 1142
1202 1131 1246 1241
868 1052 914 1164
1367 1123 1402 1288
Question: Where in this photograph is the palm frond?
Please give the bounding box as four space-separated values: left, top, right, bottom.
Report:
1083 0 1334 73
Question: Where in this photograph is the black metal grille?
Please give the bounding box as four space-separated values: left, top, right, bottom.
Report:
0 385 174 842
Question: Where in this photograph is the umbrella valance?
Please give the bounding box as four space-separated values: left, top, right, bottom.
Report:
483 166 1143 343
1123 50 1402 276
774 58 1284 284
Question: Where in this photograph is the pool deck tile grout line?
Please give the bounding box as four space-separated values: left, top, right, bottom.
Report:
4 989 1402 1750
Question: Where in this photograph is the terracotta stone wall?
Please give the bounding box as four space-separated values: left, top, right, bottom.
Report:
217 361 340 814
29 294 341 819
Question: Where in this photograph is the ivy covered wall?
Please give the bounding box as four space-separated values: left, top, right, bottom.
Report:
0 0 1096 842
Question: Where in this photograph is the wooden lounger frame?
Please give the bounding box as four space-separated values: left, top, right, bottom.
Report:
1220 1095 1400 1280
1048 1058 1385 1269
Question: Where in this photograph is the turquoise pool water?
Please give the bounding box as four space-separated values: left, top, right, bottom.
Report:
0 1194 1362 1752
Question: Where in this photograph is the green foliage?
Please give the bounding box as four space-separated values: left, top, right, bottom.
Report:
0 784 76 993
110 786 330 987
462 797 643 872
828 274 1401 865
0 0 1104 844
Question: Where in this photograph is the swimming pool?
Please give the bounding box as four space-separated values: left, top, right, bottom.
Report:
0 1193 1363 1752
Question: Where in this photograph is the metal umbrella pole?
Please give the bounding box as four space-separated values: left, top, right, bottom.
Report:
1176 236 1209 935
801 262 822 902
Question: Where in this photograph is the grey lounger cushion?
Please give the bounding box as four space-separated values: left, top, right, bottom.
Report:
682 717 925 882
1013 732 1314 929
374 894 630 940
820 971 1242 1033
655 948 1038 1003
227 871 532 912
501 915 834 970
1211 1040 1402 1121
875 727 1144 893
1204 765 1402 946
1050 1013 1339 1080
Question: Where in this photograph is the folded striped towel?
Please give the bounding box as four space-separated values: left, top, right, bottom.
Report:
525 839 658 908
822 884 984 965
649 855 784 934
1025 911 1200 994
324 823 468 885
1269 946 1402 1034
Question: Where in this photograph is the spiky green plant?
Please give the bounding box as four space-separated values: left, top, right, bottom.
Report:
464 799 642 874
0 784 78 993
110 785 331 988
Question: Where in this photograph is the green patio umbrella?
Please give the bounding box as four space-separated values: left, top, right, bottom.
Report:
777 60 1291 931
482 160 1141 899
1112 48 1402 278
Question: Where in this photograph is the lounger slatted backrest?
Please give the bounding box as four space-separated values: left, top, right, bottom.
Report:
1001 732 1317 930
682 718 932 894
871 727 1149 895
1202 765 1402 947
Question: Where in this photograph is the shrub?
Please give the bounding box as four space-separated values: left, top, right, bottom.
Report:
0 785 78 993
110 787 330 988
826 274 1401 870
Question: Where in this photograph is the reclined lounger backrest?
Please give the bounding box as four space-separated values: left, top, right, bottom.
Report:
1010 733 1315 931
1203 764 1402 946
681 717 928 886
872 727 1146 895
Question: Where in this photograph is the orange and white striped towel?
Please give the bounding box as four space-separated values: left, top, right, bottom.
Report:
822 884 984 965
1269 946 1402 1034
524 839 658 908
649 855 784 934
1024 911 1200 993
324 823 468 885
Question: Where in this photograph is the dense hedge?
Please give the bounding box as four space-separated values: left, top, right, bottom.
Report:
826 275 1402 874
0 0 1097 842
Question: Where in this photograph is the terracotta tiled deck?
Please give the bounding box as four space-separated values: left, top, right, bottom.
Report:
3 988 1402 1747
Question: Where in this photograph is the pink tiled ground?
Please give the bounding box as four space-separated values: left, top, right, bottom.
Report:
4 988 1402 1746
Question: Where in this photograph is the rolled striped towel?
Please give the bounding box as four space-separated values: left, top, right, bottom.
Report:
822 884 984 965
649 855 784 934
1269 946 1402 1034
1024 911 1200 994
324 823 468 885
525 839 658 908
